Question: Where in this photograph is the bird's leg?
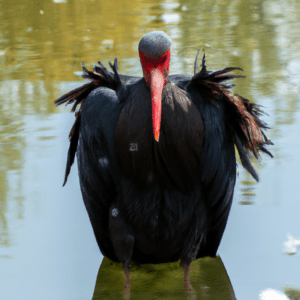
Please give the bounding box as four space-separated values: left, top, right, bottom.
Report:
182 264 195 294
108 204 135 299
123 266 130 299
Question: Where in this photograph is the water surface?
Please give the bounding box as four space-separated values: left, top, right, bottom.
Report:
0 0 300 299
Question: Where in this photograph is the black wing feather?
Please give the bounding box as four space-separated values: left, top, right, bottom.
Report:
54 60 126 185
54 59 140 261
63 110 81 186
188 51 273 182
186 51 273 258
76 87 125 261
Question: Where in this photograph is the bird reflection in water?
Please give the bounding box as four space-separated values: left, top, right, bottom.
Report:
92 255 236 300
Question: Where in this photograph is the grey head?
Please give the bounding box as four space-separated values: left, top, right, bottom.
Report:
138 31 171 59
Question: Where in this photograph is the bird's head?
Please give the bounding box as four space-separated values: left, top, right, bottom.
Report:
138 31 171 142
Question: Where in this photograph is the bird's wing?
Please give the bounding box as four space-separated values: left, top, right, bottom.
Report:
176 51 273 258
76 86 125 261
54 59 131 260
54 59 139 186
54 59 136 112
187 51 273 182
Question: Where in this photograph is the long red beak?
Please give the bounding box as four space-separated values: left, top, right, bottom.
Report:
150 68 164 142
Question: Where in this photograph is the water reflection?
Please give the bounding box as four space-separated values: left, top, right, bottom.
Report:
92 256 236 300
283 234 300 255
284 287 300 300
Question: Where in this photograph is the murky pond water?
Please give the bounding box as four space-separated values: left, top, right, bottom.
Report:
1 0 300 299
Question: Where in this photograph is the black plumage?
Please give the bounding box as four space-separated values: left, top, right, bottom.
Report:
55 32 272 297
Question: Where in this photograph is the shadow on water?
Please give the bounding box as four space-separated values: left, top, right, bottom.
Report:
92 256 235 300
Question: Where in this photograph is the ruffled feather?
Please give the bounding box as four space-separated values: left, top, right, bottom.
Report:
189 51 273 181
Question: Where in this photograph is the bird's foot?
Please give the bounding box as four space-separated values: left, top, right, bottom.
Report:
184 280 196 294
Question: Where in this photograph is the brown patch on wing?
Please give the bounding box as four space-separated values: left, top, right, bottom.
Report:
190 51 273 160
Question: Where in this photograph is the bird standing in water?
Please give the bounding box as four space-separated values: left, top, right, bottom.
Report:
55 31 272 298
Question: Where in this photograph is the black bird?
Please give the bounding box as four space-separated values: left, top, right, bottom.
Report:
55 31 272 297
